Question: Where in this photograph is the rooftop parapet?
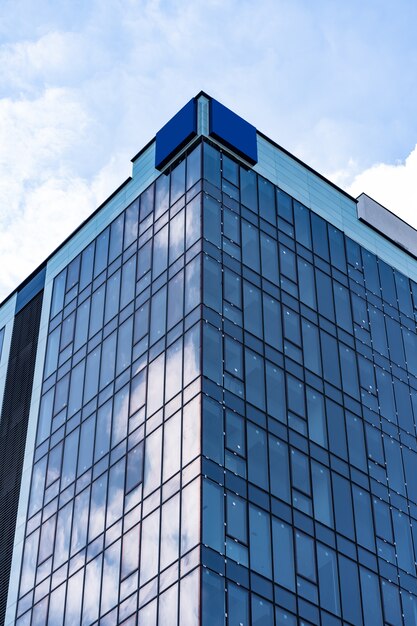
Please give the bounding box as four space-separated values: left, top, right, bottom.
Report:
357 192 417 259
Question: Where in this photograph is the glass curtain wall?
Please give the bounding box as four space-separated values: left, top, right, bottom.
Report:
14 136 417 626
200 141 417 626
15 144 203 626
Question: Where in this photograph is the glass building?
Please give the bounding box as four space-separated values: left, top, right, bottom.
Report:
2 93 417 625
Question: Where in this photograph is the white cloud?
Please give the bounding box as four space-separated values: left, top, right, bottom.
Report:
0 85 129 300
0 153 127 300
344 144 417 228
0 32 85 92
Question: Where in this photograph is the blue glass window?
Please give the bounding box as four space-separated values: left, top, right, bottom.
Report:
249 505 272 578
248 423 269 490
306 388 327 447
296 531 316 581
242 221 260 272
227 492 247 543
312 462 333 527
269 436 290 502
382 580 402 625
352 486 375 551
227 583 249 626
252 595 274 625
302 320 322 376
245 349 265 410
243 282 262 336
360 567 383 626
317 544 340 615
297 259 316 309
260 232 279 283
294 201 311 248
332 473 355 540
258 177 276 225
203 397 223 464
338 556 362 625
263 295 282 350
272 518 295 591
202 569 225 626
203 479 224 553
204 195 221 247
265 363 286 423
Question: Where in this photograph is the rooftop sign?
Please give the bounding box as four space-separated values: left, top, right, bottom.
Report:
209 98 258 165
155 98 197 170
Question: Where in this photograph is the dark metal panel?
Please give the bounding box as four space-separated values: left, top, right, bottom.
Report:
0 290 43 625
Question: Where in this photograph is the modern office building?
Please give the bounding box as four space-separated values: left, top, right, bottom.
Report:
2 92 417 625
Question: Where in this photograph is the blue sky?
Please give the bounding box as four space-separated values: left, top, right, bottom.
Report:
1 0 417 299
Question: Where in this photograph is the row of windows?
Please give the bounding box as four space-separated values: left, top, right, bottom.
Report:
203 314 417 459
202 564 417 626
36 184 203 458
204 141 417 321
29 372 201 521
203 244 417 447
44 193 200 378
202 383 417 575
39 255 200 439
50 248 198 370
50 145 203 320
203 187 417 385
203 417 417 575
37 309 200 454
201 451 417 625
20 378 202 616
17 563 200 626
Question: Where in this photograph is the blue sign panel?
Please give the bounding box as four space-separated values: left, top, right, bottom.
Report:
155 98 197 170
209 99 258 165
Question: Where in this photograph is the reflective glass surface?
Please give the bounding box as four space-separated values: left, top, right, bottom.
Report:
200 140 417 626
16 145 202 625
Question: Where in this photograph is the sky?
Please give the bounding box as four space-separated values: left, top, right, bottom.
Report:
1 0 417 301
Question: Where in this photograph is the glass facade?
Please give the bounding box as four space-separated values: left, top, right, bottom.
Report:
198 142 417 626
5 122 417 625
14 144 202 625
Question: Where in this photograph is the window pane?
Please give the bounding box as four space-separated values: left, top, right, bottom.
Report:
317 544 340 615
228 583 249 626
247 423 269 490
153 225 168 278
269 436 290 502
360 567 383 626
203 479 224 553
126 442 144 492
242 221 260 272
249 505 271 578
260 232 278 283
245 349 265 410
227 492 247 543
312 462 333 527
272 518 295 590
